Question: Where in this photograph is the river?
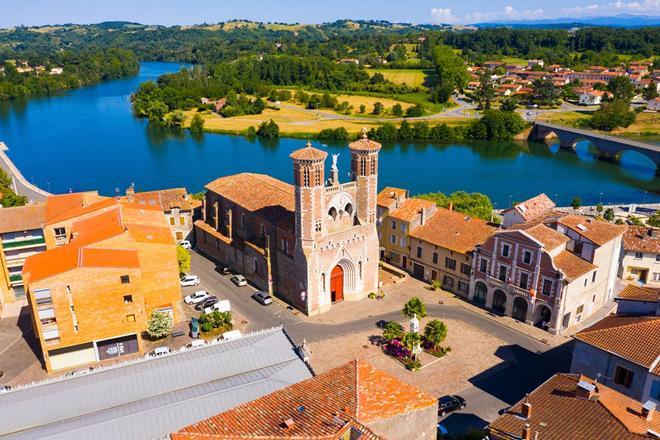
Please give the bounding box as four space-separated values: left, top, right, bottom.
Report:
0 61 658 206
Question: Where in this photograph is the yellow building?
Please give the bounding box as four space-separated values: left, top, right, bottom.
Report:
23 196 181 372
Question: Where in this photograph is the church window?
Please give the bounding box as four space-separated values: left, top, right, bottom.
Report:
370 158 376 174
303 167 310 186
314 168 321 186
328 207 338 219
315 220 322 232
360 157 366 175
344 203 353 216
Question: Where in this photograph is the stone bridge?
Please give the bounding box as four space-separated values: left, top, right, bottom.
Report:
530 121 660 174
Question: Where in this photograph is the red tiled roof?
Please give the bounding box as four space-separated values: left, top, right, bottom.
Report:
289 144 328 161
172 360 435 439
505 193 555 222
44 191 112 225
489 374 659 440
623 226 660 254
553 250 596 282
557 215 626 246
0 203 45 233
206 173 295 230
617 284 660 303
574 315 660 373
410 208 495 254
524 224 569 251
389 198 436 223
349 135 382 152
376 187 407 209
123 187 200 211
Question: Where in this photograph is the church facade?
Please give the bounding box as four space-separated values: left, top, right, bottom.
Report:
194 135 381 315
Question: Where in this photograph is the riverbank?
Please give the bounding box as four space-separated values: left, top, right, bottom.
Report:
538 110 660 138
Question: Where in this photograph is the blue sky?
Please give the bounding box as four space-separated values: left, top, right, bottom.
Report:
1 0 659 28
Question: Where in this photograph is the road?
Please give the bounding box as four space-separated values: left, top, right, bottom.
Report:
187 250 573 435
0 142 50 202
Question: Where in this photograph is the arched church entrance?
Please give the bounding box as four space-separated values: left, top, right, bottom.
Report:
331 265 344 303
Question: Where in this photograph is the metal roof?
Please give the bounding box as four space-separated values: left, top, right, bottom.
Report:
0 327 312 440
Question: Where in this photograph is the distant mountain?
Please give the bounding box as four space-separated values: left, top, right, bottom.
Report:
474 14 660 29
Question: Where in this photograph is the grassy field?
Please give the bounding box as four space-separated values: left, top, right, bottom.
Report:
365 68 434 88
538 111 660 137
274 89 417 116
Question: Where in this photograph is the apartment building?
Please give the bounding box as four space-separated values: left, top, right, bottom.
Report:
408 208 495 297
0 204 46 310
471 214 625 334
571 315 660 405
22 196 181 372
123 186 201 244
620 226 660 287
489 373 659 440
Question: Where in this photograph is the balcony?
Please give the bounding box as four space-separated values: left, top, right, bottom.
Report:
2 237 45 250
485 275 534 300
9 274 22 283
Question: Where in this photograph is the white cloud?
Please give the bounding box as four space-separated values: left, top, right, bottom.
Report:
430 7 457 24
562 0 660 15
432 5 546 24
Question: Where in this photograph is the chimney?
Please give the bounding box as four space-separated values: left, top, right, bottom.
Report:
448 201 453 212
521 394 532 419
642 400 656 421
522 423 531 440
420 208 426 226
576 380 598 400
126 183 135 203
649 228 660 239
282 418 295 429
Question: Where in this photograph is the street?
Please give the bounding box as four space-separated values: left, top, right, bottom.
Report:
187 250 573 435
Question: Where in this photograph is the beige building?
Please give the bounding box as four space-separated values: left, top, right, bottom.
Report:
0 204 47 311
620 226 660 287
123 186 202 244
195 136 381 316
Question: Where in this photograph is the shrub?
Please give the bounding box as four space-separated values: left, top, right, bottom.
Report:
176 245 191 276
383 338 412 359
403 357 422 371
431 279 442 291
424 320 448 348
190 113 205 133
201 322 213 332
147 311 173 339
257 119 279 138
402 297 427 318
383 321 404 340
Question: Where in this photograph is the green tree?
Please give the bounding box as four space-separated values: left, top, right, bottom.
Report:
359 104 366 114
590 99 636 131
531 78 560 106
467 110 526 140
607 76 636 102
402 332 422 358
392 103 404 117
147 310 173 339
433 45 469 103
166 110 186 128
405 104 424 117
500 97 518 112
424 319 448 348
383 321 404 340
177 245 191 276
398 120 414 140
571 196 582 210
642 84 659 101
647 211 660 227
417 191 494 221
629 216 643 226
402 297 427 318
596 202 604 214
257 119 280 138
190 113 205 133
604 208 615 222
475 70 496 110
372 101 384 115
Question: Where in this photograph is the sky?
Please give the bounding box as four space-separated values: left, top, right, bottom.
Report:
1 0 659 28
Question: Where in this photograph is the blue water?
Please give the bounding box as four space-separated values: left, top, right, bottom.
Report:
0 61 658 206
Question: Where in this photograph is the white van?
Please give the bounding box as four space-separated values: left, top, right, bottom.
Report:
203 299 231 314
221 330 242 341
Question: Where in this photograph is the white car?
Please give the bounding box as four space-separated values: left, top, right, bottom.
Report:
204 299 231 314
184 290 210 305
183 339 206 350
230 274 247 287
180 275 200 287
213 330 242 344
147 346 171 357
179 240 192 249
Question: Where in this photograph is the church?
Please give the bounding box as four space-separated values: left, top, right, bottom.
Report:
194 133 381 315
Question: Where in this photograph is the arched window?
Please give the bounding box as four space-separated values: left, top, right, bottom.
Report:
321 273 326 292
344 203 353 216
328 207 338 220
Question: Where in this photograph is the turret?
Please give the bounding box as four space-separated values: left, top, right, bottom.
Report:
290 141 327 243
349 130 381 225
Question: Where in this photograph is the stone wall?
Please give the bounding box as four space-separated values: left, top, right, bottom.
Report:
366 404 437 440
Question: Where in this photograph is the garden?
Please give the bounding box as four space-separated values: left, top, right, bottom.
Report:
380 297 451 371
198 311 233 338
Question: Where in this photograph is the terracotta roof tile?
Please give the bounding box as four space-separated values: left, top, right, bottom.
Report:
123 187 199 211
289 144 328 161
623 226 660 254
524 224 570 251
489 374 658 440
507 210 565 231
504 193 555 222
349 134 382 152
0 203 45 233
206 173 295 230
376 187 407 209
389 198 436 223
553 250 596 282
44 191 111 225
172 360 434 439
410 208 495 254
574 315 660 372
617 284 660 302
557 215 626 246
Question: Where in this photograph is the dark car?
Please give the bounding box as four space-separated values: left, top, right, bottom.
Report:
215 265 231 276
195 296 219 311
251 290 273 305
438 395 466 417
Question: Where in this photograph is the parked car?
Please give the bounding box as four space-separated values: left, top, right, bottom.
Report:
216 264 231 275
230 274 247 286
438 395 466 417
180 274 200 287
184 290 210 305
0 385 12 394
252 291 273 305
65 367 94 378
179 240 192 249
148 346 171 357
183 339 206 350
195 296 219 311
214 330 242 342
204 299 231 314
